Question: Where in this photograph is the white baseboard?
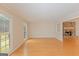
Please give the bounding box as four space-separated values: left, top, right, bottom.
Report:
8 40 25 56
29 36 56 39
29 37 63 42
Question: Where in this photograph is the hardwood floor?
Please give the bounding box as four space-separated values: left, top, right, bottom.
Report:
11 37 79 56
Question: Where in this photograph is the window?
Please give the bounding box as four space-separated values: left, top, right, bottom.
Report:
0 14 10 53
23 23 28 39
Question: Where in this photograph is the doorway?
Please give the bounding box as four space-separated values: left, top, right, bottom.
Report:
63 22 75 40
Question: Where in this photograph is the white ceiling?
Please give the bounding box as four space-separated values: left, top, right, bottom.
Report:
3 3 79 22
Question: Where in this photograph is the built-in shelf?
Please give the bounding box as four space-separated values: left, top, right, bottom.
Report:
63 22 75 39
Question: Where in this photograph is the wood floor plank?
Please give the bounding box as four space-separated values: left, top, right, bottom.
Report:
11 38 79 56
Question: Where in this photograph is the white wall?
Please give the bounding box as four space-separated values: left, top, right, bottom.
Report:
0 5 28 54
9 16 28 55
12 18 24 50
29 21 57 39
56 21 63 41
